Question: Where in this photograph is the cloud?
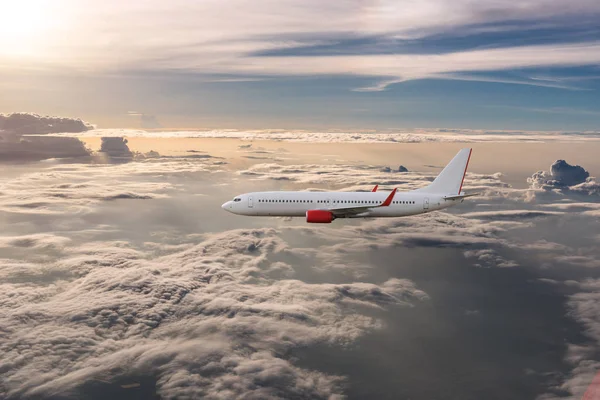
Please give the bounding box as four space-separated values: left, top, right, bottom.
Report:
0 158 221 215
99 137 133 160
0 113 93 135
530 160 590 187
0 135 91 162
463 249 519 268
461 210 564 219
52 127 600 143
97 137 172 163
3 1 600 90
0 152 522 398
0 226 427 399
528 159 600 196
540 280 600 399
0 0 600 95
0 113 93 162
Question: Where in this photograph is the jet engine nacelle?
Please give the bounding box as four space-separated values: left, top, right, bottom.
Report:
306 210 334 223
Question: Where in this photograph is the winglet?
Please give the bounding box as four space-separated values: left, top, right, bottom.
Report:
372 185 378 192
381 188 397 207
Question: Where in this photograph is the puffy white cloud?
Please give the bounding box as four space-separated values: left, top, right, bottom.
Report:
528 160 600 198
530 160 589 187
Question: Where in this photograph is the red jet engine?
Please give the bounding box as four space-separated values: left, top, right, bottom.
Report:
306 210 334 223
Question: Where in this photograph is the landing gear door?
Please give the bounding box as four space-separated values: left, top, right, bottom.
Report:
248 195 254 208
423 197 429 210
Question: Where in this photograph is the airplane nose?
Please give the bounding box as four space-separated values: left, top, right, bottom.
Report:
221 201 232 211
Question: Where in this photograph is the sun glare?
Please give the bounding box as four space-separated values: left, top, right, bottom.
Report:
0 0 52 56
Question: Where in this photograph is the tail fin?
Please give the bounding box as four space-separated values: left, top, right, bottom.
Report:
416 148 472 195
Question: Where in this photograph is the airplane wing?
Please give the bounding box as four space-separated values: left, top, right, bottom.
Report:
326 188 396 217
443 193 480 200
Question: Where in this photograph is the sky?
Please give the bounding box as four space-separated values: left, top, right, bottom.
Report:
1 0 600 130
2 2 600 397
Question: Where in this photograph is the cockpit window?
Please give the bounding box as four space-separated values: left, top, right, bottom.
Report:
234 198 241 202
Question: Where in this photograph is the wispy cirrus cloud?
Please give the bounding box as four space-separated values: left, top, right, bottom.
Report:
3 0 600 91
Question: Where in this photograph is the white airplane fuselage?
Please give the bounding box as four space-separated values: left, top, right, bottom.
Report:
222 191 454 218
222 148 475 223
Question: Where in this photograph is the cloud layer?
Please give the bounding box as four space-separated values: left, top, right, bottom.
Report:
54 128 600 143
0 228 427 399
1 147 600 398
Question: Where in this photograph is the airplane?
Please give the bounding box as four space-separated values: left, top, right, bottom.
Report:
221 148 477 223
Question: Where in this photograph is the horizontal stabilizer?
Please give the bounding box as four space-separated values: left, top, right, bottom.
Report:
443 193 480 200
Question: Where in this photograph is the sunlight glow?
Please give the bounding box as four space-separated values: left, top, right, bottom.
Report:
0 0 53 56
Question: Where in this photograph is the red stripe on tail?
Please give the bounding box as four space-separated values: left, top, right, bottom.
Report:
458 149 472 194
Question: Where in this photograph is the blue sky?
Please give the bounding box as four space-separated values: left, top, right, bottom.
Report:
1 0 599 130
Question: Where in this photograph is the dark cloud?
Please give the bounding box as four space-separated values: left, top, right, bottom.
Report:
0 113 93 162
99 137 134 160
0 113 93 135
0 135 91 162
379 165 409 173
